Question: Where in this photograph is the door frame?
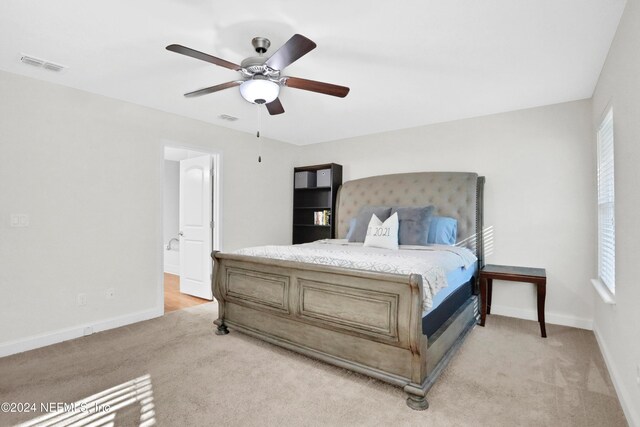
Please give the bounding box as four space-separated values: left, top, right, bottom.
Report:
157 141 222 314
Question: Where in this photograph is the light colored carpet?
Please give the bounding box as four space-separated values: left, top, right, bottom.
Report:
0 303 627 426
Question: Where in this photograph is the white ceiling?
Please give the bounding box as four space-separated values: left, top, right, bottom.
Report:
0 0 626 145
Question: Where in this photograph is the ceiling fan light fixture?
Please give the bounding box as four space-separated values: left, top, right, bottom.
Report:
167 34 349 116
240 78 279 105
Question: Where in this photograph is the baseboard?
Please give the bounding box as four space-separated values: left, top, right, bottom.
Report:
488 304 593 330
0 306 164 358
593 323 639 427
164 264 179 275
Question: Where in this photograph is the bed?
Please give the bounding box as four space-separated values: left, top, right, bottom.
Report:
212 172 485 410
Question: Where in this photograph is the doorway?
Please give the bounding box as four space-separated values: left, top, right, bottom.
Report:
163 145 220 313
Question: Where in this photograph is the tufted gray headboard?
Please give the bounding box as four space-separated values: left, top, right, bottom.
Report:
336 172 485 263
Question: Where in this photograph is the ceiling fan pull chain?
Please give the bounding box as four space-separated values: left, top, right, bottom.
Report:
257 104 263 163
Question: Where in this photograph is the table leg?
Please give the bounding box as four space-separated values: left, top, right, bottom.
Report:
537 281 547 338
487 279 493 315
480 277 487 326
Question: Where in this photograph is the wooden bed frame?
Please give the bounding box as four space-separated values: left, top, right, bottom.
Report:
212 172 485 410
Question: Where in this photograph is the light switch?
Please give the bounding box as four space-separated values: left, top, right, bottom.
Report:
10 214 29 227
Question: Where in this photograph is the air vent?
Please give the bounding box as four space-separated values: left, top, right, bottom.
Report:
42 62 65 72
20 55 44 67
218 114 238 122
20 54 66 72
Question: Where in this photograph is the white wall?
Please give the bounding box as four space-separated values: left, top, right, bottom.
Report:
298 100 595 329
591 0 640 423
163 160 179 246
0 70 297 352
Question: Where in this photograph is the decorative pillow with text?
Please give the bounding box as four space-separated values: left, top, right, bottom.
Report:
363 213 399 250
348 206 392 242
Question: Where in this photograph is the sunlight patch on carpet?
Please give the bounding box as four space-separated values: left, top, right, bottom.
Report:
17 374 155 427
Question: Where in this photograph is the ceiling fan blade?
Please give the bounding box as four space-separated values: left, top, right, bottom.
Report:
284 77 350 98
265 34 316 71
265 98 285 115
166 44 241 71
184 81 242 98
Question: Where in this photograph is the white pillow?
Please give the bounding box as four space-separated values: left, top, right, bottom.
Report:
363 213 399 250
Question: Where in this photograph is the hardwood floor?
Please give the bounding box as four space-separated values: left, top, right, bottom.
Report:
164 273 209 313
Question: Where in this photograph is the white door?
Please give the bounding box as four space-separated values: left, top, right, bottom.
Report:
179 155 213 300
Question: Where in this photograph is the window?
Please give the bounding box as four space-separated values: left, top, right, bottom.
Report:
596 108 615 294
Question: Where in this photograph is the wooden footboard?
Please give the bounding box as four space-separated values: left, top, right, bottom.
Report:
212 251 477 410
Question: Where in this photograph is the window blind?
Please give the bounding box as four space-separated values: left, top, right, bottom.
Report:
597 108 615 293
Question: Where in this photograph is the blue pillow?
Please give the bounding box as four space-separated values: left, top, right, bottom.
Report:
427 216 457 245
345 217 357 240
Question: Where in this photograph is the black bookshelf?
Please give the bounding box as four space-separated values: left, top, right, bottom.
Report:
293 163 342 244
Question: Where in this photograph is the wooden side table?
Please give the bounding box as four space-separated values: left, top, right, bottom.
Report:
479 264 547 338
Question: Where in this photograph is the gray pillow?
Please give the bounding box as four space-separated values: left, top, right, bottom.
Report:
391 206 435 245
348 206 392 242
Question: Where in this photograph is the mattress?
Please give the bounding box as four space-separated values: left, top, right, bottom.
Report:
233 239 477 311
425 263 477 315
419 263 477 337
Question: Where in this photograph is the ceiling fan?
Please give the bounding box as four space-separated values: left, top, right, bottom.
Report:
166 34 350 116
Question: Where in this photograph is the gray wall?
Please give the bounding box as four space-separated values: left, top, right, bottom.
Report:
591 0 640 423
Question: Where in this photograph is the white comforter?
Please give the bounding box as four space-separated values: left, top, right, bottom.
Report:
233 239 477 310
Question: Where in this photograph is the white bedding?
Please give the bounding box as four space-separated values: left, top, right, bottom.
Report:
233 239 477 310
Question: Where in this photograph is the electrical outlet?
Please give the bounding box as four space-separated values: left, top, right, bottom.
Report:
77 293 87 306
106 288 115 299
